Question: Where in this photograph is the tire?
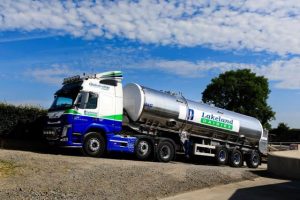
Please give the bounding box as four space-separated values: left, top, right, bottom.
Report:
157 141 175 163
215 146 228 165
229 149 243 167
82 132 106 157
246 150 260 168
135 139 153 160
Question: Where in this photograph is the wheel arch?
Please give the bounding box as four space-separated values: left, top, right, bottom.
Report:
83 125 108 142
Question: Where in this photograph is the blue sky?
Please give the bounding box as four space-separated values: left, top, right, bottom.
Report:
0 1 300 128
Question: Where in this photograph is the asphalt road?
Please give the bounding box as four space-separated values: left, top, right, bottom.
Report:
162 175 300 200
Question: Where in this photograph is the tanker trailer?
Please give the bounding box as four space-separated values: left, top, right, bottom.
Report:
123 83 268 168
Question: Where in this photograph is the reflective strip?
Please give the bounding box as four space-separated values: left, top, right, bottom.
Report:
109 140 128 144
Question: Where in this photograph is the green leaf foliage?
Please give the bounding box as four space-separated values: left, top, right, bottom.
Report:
0 103 47 139
269 122 300 142
202 69 275 129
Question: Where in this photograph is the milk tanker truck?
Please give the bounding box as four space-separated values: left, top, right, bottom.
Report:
43 71 268 168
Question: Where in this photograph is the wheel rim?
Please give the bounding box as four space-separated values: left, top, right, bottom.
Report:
88 138 100 152
233 152 241 165
219 150 226 162
252 154 259 166
137 141 149 156
160 145 171 160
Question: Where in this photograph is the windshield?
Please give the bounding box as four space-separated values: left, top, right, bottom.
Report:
49 96 75 111
49 82 82 111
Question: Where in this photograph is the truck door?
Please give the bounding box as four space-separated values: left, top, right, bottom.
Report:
72 91 100 138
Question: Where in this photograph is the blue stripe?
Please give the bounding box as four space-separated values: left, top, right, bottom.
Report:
47 114 122 146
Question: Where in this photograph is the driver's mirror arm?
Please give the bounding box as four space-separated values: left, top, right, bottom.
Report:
73 103 80 109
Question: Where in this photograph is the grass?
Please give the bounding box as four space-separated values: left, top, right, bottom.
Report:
0 160 16 178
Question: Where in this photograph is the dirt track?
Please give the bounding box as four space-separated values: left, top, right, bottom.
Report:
0 149 262 200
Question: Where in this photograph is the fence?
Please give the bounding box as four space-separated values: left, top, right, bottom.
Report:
268 142 300 151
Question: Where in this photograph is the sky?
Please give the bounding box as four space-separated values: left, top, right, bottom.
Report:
0 0 299 128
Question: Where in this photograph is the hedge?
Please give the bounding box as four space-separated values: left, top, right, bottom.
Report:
0 103 47 140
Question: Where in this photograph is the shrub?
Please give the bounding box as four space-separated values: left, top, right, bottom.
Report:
0 103 47 140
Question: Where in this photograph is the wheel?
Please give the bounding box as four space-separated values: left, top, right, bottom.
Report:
215 146 228 165
229 149 243 167
246 150 260 168
157 141 175 163
135 139 152 160
82 132 106 157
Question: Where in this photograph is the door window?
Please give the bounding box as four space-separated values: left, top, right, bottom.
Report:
86 92 98 109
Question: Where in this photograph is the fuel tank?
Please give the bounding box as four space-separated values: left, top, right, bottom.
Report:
123 83 263 146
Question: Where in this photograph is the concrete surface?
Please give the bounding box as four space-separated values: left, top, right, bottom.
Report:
162 177 300 200
268 150 300 179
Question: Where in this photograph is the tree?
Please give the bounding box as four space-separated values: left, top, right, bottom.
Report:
276 122 290 132
202 69 275 129
270 123 290 142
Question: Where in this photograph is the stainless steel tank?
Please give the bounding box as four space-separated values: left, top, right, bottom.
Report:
123 83 263 146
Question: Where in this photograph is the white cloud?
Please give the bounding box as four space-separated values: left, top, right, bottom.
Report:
0 33 55 43
140 60 256 77
137 58 300 89
28 57 300 89
27 64 80 85
1 1 300 55
258 58 300 89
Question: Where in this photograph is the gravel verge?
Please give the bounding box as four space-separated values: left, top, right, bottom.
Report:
0 149 261 200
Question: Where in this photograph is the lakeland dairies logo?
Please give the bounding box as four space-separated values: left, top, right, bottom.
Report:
200 112 233 131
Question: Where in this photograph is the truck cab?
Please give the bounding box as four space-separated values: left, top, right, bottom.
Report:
44 71 129 148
